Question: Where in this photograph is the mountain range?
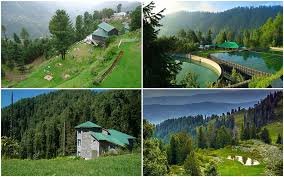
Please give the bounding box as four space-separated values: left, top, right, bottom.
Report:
159 5 283 36
144 90 274 124
144 101 257 124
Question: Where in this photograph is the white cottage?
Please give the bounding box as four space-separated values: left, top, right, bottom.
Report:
75 121 135 159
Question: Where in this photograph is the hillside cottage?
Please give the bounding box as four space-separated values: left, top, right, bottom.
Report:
92 22 118 45
75 121 135 159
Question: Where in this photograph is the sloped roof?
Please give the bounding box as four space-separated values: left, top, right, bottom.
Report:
91 129 135 147
98 22 115 32
91 132 126 147
75 121 101 129
108 129 135 145
92 28 109 38
217 41 240 49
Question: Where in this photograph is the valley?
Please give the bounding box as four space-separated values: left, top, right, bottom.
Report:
143 90 283 176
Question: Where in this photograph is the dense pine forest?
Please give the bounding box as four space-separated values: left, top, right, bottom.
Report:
160 5 282 37
144 91 283 176
1 90 141 159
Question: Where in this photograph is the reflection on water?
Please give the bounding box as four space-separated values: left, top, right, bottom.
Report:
211 51 283 73
175 58 219 88
227 155 260 166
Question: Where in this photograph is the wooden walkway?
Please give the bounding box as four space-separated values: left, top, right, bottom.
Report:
209 54 271 77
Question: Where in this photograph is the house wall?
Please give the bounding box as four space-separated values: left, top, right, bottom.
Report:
99 141 116 155
92 35 106 42
108 29 118 36
77 129 100 159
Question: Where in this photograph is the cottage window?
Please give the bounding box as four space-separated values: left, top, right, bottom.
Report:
78 139 81 146
78 151 80 156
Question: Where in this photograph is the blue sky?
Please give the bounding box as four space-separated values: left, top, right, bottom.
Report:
1 89 105 108
1 89 55 108
149 1 283 14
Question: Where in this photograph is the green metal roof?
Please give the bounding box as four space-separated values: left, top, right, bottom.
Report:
98 22 115 32
108 129 135 145
217 41 240 49
92 28 109 38
90 128 135 147
91 132 126 147
75 121 101 129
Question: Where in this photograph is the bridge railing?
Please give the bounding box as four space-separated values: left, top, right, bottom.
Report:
209 55 271 77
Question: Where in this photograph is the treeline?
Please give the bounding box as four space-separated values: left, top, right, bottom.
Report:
241 91 283 143
1 27 54 72
1 90 141 159
143 120 218 176
155 91 282 146
160 5 282 37
216 13 283 48
160 12 282 54
1 5 141 71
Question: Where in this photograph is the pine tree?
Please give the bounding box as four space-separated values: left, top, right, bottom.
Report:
276 133 282 144
49 10 74 60
197 126 207 148
260 128 271 144
184 151 200 176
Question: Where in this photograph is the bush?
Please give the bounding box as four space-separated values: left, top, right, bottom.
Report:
104 46 118 61
1 136 20 159
184 151 201 176
91 67 98 76
249 69 283 88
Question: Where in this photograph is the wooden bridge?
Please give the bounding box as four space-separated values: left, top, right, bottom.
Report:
209 54 272 77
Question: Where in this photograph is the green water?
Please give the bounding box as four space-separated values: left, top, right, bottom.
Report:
211 51 283 73
176 60 219 87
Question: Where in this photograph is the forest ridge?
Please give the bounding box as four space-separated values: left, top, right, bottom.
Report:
160 5 283 36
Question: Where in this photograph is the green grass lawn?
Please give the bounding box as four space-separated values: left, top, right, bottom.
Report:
99 41 141 88
217 159 265 176
1 153 141 176
205 147 266 176
5 30 141 88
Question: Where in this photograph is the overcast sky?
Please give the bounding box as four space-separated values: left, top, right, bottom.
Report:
144 0 283 14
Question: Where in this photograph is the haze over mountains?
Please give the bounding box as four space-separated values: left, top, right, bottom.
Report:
144 90 274 124
159 5 283 36
1 1 140 38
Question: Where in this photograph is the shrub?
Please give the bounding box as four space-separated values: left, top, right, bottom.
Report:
104 46 118 61
249 69 283 88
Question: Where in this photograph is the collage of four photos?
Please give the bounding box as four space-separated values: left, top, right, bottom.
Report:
0 0 283 176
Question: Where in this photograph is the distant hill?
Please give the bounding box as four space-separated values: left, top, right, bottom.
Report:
154 91 283 142
1 1 140 38
159 5 283 36
144 90 272 105
144 101 257 124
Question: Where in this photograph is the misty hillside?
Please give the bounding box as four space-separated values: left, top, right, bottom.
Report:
1 1 140 38
144 90 272 105
144 101 257 124
159 5 283 36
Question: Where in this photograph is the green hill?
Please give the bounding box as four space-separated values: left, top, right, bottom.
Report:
3 30 141 88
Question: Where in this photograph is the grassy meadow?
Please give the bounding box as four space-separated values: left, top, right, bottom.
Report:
1 153 141 176
3 30 141 88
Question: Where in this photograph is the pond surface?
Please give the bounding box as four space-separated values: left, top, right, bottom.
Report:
175 59 219 87
211 51 283 73
227 155 260 166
